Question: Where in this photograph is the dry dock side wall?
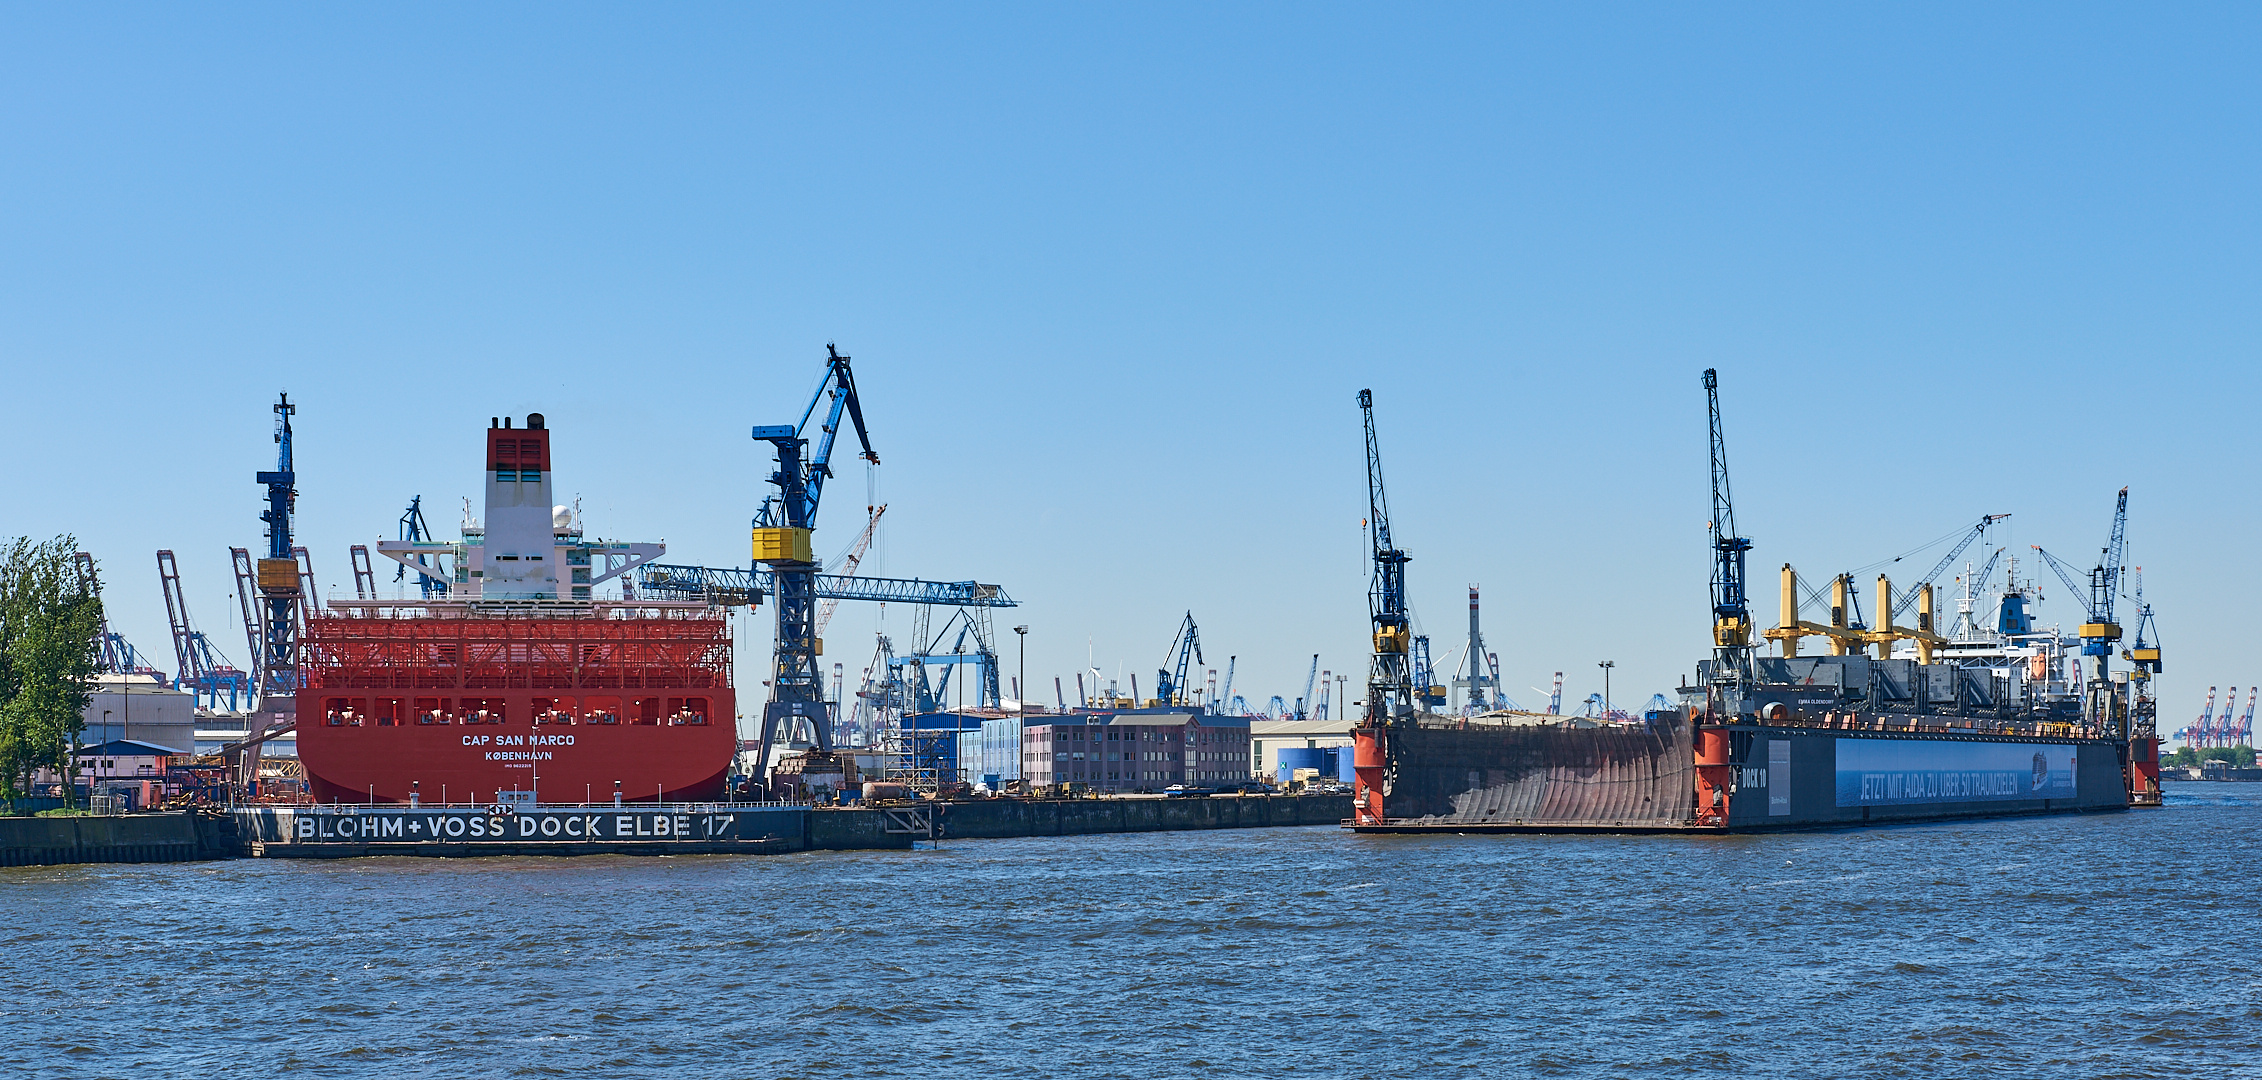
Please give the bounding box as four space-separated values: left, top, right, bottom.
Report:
1725 727 2130 829
1384 721 1697 828
931 794 1351 839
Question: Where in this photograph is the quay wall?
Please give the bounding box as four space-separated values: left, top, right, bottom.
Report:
929 794 1351 839
0 811 241 867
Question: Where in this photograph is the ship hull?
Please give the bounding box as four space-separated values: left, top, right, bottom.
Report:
1349 715 2131 833
299 689 736 805
297 611 738 806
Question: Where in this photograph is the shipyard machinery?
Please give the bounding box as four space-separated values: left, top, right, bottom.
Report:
1155 612 1204 708
1890 515 2010 621
1351 388 1413 827
1703 369 1755 695
2031 486 2131 731
1357 389 1413 725
750 345 879 777
252 394 304 703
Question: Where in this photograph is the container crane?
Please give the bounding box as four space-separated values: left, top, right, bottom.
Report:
1703 369 1755 696
2206 689 2237 749
1217 656 1236 718
750 345 878 780
1352 388 1412 827
72 552 165 680
349 545 376 600
2183 687 2216 749
1155 612 1203 708
157 550 250 711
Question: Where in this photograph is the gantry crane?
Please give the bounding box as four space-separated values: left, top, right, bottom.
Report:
349 545 376 600
72 552 165 680
157 551 250 711
750 345 879 780
1704 370 1755 695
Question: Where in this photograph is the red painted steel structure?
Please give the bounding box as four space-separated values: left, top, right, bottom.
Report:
296 610 736 804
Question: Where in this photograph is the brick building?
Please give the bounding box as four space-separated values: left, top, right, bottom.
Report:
1021 711 1251 792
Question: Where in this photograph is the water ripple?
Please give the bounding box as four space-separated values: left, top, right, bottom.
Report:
3 784 2257 1077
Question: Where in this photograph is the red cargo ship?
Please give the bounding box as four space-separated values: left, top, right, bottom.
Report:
297 413 737 805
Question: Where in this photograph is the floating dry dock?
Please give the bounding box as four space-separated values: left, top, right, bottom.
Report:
1348 711 2139 834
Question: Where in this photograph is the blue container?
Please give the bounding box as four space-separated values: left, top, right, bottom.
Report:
1276 747 1329 784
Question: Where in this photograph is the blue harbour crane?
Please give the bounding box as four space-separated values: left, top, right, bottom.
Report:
252 393 303 703
1704 369 1755 695
2032 487 2131 731
1358 389 1414 725
1155 612 1203 708
749 345 880 778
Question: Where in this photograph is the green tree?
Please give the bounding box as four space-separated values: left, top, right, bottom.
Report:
0 537 103 803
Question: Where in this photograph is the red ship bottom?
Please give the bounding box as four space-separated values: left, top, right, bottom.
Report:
297 689 737 805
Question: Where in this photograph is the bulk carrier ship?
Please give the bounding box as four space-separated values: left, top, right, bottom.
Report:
298 414 737 805
1346 375 2163 834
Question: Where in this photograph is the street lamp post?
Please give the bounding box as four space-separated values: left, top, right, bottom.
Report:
1598 660 1615 716
1014 626 1030 717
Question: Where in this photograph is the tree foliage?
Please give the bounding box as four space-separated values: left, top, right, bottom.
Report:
0 536 103 801
2164 745 2257 769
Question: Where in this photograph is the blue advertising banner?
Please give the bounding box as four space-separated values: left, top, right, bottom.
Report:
1834 740 2077 807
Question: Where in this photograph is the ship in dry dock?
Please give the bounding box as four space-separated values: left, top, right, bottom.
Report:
299 413 737 806
1344 373 2163 834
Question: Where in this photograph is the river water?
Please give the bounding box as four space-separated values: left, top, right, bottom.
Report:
4 785 2257 1078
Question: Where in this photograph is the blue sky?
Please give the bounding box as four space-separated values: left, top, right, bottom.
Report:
4 5 2257 725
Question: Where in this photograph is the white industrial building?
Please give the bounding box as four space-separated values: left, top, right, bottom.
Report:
80 674 197 754
1249 716 1358 778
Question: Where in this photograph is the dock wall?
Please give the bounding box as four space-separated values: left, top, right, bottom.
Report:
931 794 1350 839
0 811 241 867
